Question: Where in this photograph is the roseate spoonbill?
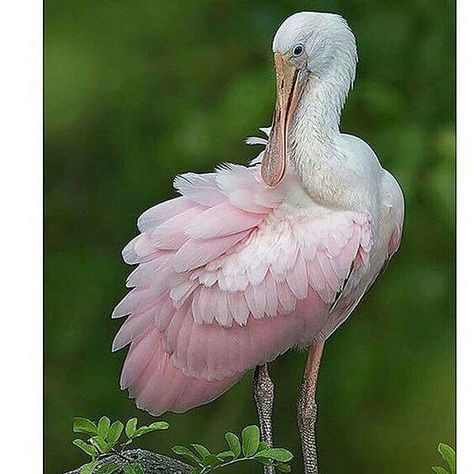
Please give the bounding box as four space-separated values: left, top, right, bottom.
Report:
112 11 404 473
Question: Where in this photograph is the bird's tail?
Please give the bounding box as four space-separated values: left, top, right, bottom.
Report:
119 326 242 416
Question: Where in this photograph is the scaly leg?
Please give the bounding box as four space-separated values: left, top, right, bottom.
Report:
297 340 325 474
253 364 276 474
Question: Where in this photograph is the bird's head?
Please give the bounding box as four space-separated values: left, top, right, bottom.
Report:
261 12 357 187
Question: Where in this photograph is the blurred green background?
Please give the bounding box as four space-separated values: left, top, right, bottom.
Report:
45 0 455 473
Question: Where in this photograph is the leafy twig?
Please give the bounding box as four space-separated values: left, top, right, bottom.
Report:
71 416 294 473
72 416 169 474
172 425 293 473
432 443 455 474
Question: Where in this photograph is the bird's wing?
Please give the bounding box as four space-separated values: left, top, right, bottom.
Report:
113 164 373 415
319 170 405 339
385 173 404 258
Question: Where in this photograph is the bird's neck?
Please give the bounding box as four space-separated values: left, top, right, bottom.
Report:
291 73 350 154
287 71 353 202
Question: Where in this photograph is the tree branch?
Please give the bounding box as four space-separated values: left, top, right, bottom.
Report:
65 448 193 474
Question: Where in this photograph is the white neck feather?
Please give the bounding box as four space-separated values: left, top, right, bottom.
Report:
291 52 355 150
287 55 357 202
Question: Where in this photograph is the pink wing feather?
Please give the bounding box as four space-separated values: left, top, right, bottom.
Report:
113 164 373 415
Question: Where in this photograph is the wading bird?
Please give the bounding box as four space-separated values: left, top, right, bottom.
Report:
112 11 404 474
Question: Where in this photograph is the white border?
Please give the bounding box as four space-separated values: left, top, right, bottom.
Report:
457 0 472 472
0 0 43 471
0 0 464 472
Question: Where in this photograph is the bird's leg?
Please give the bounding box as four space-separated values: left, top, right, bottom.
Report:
253 364 276 474
297 340 325 474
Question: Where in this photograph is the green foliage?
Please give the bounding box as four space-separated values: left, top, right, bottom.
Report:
432 443 455 474
72 416 168 474
241 425 260 457
96 464 121 474
172 425 293 473
72 417 293 473
123 464 144 474
224 433 241 458
80 461 99 474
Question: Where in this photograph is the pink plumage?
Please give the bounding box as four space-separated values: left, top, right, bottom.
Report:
112 163 402 416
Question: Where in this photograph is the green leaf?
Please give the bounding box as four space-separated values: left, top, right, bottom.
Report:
125 418 138 438
80 461 98 474
148 421 169 431
97 417 111 439
241 425 260 457
123 465 133 474
130 427 151 438
276 462 292 472
131 463 144 474
96 463 120 474
73 439 98 458
73 418 98 436
255 448 294 463
106 421 124 444
90 436 112 454
172 446 202 467
202 454 221 467
225 432 241 457
191 444 211 460
216 450 235 461
190 469 202 474
132 421 169 439
438 443 455 473
258 441 268 452
432 467 449 474
123 463 144 474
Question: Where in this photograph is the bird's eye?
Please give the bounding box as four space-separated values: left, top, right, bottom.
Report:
293 44 304 57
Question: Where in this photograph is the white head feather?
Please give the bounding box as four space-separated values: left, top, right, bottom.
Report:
272 12 357 84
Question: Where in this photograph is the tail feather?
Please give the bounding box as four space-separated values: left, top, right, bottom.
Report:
121 327 242 416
